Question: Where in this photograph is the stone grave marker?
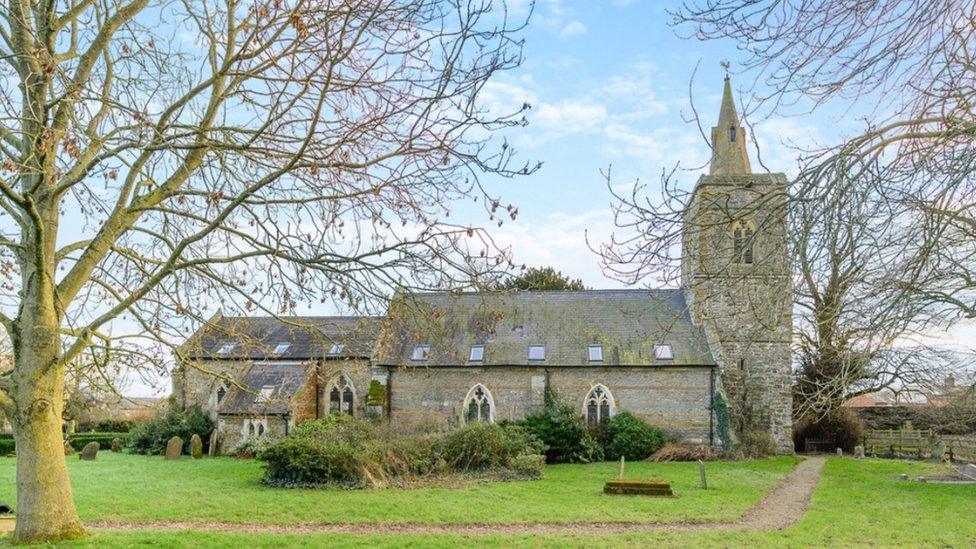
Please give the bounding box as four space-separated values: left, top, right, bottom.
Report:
854 445 865 459
111 438 124 453
208 430 218 457
63 440 75 456
190 434 203 459
164 436 183 460
79 441 99 461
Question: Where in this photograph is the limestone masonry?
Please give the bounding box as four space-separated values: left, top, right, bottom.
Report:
175 77 794 454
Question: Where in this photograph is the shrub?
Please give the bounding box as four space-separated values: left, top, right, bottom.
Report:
603 412 666 461
441 422 544 471
0 439 14 456
647 442 716 462
793 409 865 452
94 419 133 433
731 430 777 459
127 405 214 455
520 395 603 464
260 415 546 488
232 435 280 459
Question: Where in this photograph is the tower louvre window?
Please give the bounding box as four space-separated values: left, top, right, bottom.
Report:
729 123 737 142
732 219 756 264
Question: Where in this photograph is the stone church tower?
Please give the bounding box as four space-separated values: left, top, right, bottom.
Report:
682 77 793 452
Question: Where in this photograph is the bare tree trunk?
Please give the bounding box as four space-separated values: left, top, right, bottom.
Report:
10 269 85 541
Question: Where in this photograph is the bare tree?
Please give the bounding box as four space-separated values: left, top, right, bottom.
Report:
0 0 532 541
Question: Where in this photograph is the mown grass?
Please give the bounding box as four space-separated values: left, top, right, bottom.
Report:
0 453 797 525
6 456 970 547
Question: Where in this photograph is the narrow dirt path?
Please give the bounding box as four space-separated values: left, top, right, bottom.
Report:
89 457 826 535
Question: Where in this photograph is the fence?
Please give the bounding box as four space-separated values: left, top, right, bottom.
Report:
863 428 936 458
863 429 976 463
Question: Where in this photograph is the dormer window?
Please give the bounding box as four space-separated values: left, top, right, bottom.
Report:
411 344 430 361
588 345 603 362
273 342 290 355
654 344 674 361
216 343 235 355
528 345 546 361
469 345 484 362
729 123 737 142
328 343 344 356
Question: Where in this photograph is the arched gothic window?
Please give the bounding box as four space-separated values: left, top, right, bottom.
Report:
257 422 265 436
584 385 615 426
728 123 737 142
464 384 494 424
248 421 255 437
329 375 355 416
731 219 755 264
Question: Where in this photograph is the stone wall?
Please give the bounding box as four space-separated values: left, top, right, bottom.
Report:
683 173 794 453
317 358 373 419
176 359 250 419
387 365 715 442
215 414 291 454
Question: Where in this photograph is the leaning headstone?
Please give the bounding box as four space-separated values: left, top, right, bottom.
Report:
79 441 99 461
836 448 843 457
190 434 203 459
900 473 909 481
930 440 946 461
698 459 708 490
111 438 123 453
63 440 76 456
208 430 218 457
854 445 865 459
164 436 183 460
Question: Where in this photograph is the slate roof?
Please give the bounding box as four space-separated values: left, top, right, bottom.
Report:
182 315 381 361
217 362 312 415
375 289 716 367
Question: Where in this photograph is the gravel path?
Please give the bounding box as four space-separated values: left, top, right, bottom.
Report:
89 457 826 535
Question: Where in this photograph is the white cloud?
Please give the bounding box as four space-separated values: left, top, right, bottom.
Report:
559 20 588 38
532 100 607 133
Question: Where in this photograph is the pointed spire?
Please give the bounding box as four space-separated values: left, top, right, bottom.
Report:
708 76 752 175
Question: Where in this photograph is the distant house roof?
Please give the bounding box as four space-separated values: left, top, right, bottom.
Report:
217 362 312 415
843 392 897 408
182 315 382 361
375 289 716 367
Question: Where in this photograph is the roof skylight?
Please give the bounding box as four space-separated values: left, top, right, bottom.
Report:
328 343 345 356
469 345 484 362
216 343 235 355
411 344 430 361
654 344 674 360
528 345 546 361
588 345 603 362
273 343 291 355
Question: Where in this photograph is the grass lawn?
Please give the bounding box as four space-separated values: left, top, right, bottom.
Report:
3 455 974 547
0 453 797 525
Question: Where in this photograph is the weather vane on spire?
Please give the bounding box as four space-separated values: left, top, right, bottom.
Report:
720 60 730 76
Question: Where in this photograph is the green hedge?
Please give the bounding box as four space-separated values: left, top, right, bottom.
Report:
68 433 129 452
0 439 13 456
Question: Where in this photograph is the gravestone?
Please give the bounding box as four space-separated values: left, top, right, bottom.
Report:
836 448 843 457
111 438 123 453
208 430 218 457
854 445 865 459
164 436 183 460
960 463 976 480
190 434 203 459
79 441 99 461
63 440 75 456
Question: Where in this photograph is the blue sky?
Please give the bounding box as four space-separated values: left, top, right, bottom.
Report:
123 0 972 396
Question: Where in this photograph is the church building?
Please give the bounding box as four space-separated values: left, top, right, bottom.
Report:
174 77 794 454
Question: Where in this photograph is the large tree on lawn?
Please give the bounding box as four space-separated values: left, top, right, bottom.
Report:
0 0 531 541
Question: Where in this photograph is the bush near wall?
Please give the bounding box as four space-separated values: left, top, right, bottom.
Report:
519 394 603 464
127 404 214 455
260 415 545 488
67 433 131 452
602 412 666 461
